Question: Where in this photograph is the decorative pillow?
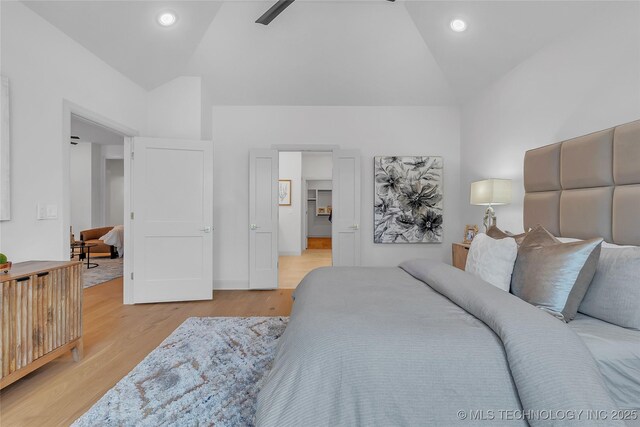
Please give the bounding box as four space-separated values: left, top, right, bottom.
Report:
511 226 603 322
556 236 636 250
464 233 518 291
519 225 558 246
486 226 528 246
578 246 640 330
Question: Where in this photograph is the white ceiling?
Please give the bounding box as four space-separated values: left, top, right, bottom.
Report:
404 1 622 100
21 0 638 105
188 1 455 105
23 1 222 90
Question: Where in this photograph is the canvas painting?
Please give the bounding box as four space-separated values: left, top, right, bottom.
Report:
374 156 443 243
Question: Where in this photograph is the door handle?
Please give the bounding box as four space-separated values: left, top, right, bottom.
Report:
349 224 359 230
250 224 259 230
201 226 212 233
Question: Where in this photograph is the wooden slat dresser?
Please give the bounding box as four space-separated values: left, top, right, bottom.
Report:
0 261 83 389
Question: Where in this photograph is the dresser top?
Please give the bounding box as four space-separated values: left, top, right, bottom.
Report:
0 261 81 282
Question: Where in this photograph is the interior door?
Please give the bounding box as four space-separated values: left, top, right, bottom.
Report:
132 137 213 303
249 149 279 289
332 149 361 266
303 180 308 250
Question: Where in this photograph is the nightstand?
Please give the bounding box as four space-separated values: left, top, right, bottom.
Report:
452 243 471 270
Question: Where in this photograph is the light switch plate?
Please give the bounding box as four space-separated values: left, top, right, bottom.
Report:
46 204 58 218
37 204 58 220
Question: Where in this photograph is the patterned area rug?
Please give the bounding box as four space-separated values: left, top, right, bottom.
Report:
82 257 123 288
73 317 288 427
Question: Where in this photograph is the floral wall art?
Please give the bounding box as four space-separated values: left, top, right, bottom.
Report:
374 156 443 243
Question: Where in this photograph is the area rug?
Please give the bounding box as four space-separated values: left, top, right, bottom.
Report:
72 316 288 427
82 257 123 288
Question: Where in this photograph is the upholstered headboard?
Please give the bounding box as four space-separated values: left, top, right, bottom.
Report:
523 119 640 246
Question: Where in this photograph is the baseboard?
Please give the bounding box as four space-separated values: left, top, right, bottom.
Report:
279 251 302 257
213 280 250 290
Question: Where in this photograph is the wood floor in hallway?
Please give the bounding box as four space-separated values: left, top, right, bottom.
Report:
278 249 332 289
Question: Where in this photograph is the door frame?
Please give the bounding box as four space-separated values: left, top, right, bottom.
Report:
270 144 341 261
62 100 138 304
303 177 333 251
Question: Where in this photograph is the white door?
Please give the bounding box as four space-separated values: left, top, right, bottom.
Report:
303 180 308 250
249 149 278 289
332 149 361 266
132 137 213 303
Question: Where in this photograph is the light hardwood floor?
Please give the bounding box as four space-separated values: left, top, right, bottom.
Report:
0 279 293 427
278 249 332 289
307 237 332 249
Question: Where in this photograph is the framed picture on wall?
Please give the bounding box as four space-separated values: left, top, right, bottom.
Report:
463 224 479 244
279 179 291 206
374 156 443 243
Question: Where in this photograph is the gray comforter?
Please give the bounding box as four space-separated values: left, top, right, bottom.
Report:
256 260 623 426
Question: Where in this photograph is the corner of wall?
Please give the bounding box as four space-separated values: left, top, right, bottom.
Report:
146 76 203 140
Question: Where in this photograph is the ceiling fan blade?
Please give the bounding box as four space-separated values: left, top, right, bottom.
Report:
255 0 295 25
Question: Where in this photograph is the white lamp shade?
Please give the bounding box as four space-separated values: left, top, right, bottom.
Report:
470 179 512 206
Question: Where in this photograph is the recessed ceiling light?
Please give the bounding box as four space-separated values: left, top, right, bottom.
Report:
450 19 467 32
158 11 177 27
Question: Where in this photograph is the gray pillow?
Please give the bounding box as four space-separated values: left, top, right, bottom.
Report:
511 226 603 322
486 225 528 246
578 246 640 330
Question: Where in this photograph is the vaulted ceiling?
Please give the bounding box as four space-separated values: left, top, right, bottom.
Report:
23 1 222 90
22 1 637 105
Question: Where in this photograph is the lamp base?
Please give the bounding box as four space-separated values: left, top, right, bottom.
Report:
483 206 496 232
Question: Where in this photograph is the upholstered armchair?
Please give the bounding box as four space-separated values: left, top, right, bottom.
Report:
80 226 118 258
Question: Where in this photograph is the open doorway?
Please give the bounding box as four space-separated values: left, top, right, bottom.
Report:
249 147 359 289
278 152 332 288
69 114 125 288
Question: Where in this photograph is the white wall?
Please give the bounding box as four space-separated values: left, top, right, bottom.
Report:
302 152 332 179
90 142 102 228
147 76 203 140
69 143 124 237
105 159 124 226
278 152 302 256
459 13 640 233
101 144 125 159
100 144 124 227
69 143 93 236
0 2 147 262
212 106 461 289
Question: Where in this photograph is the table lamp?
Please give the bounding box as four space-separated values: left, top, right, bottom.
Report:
470 179 512 231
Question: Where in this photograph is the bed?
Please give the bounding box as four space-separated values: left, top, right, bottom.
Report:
256 120 640 426
569 314 640 410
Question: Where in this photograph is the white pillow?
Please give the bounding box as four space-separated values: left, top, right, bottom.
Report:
465 233 518 291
